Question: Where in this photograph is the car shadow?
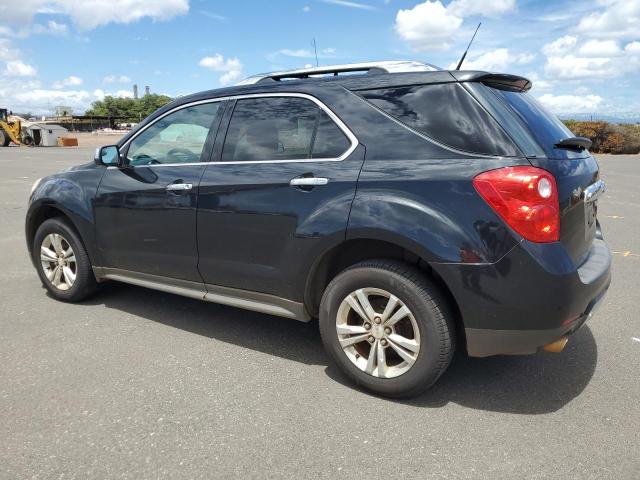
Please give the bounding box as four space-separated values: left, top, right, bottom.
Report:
87 282 597 415
326 326 598 414
85 282 328 366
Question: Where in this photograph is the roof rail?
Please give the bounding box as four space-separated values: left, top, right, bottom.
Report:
236 61 441 85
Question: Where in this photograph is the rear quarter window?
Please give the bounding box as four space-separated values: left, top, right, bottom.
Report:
359 83 520 157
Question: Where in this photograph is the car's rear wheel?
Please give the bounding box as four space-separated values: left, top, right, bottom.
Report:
319 260 455 398
33 218 98 302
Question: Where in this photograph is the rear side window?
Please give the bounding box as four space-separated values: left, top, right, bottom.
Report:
221 97 351 162
312 110 350 158
359 83 520 157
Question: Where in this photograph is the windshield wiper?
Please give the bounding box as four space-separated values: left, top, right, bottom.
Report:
554 136 592 151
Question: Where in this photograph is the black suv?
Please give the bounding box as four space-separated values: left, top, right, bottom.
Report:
26 61 611 397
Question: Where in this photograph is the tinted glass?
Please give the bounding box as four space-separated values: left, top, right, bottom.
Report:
312 110 350 158
360 83 519 156
222 97 319 162
466 83 545 158
127 102 220 165
488 87 581 159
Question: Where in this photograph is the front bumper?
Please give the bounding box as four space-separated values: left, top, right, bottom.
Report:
434 236 611 357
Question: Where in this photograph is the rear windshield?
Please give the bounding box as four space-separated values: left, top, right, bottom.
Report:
359 83 520 157
471 83 586 159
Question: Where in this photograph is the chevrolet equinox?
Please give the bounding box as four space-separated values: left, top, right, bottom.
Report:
26 61 611 397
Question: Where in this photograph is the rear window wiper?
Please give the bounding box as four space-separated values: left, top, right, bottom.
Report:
554 136 592 151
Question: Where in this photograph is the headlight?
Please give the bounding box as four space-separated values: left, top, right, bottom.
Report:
30 178 42 196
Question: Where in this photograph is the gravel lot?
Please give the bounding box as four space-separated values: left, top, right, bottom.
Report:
1 146 638 479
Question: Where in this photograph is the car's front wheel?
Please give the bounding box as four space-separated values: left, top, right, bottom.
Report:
319 260 455 398
33 218 98 302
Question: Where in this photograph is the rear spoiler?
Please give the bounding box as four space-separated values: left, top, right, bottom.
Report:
450 71 532 92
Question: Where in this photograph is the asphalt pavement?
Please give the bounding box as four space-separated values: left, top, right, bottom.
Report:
1 146 638 479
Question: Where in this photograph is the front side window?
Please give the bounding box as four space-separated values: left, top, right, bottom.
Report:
126 102 220 165
359 83 520 157
221 97 350 162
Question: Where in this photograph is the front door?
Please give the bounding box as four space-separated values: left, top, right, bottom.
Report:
197 94 364 301
94 101 223 281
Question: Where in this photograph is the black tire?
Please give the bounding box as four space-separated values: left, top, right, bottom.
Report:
33 217 98 302
0 129 9 146
319 259 455 398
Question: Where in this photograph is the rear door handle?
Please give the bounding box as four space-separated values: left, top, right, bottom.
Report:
289 177 329 187
166 182 193 192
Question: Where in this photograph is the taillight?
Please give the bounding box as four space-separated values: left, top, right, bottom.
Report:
473 166 559 243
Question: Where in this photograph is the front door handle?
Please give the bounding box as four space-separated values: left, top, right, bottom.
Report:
289 177 329 187
166 182 193 192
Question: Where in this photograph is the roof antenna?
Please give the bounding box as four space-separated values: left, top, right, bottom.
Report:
311 38 319 67
455 22 481 70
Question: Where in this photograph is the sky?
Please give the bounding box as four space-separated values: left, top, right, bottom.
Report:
0 0 639 117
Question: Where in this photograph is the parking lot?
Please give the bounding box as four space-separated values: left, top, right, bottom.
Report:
1 146 638 479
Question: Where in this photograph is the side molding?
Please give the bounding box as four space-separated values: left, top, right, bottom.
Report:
94 267 311 322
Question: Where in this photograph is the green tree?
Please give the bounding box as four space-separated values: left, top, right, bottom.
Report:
85 94 172 120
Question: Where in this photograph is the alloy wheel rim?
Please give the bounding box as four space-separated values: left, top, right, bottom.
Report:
336 288 420 379
40 233 77 291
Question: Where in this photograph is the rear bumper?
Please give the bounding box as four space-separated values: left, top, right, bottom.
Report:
434 236 611 357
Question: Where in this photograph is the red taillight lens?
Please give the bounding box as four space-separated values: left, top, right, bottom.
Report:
473 166 559 243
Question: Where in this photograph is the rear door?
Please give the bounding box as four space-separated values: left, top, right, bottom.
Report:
196 93 364 301
94 101 224 281
469 83 601 265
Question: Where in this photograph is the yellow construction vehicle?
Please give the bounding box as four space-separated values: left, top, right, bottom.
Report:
0 108 24 146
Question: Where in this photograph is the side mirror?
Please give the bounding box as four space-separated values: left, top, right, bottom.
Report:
95 145 121 166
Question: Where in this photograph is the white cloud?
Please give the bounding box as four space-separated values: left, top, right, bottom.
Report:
448 0 516 18
0 39 20 61
575 0 640 40
395 1 463 51
3 60 37 77
447 48 534 71
544 55 611 79
13 89 92 112
199 54 243 85
303 5 311 12
542 35 577 57
450 48 510 70
515 52 536 64
271 47 337 60
577 39 622 57
199 11 227 21
320 0 378 10
0 0 189 30
536 93 604 113
395 0 516 52
624 41 640 54
114 89 134 98
525 72 553 91
92 88 133 100
52 75 83 89
0 20 69 38
542 34 640 80
31 20 68 35
103 75 131 84
277 49 315 58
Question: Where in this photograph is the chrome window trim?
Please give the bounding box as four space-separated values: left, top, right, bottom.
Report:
119 92 358 167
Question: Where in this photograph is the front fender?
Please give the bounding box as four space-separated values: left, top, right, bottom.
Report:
26 168 104 266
